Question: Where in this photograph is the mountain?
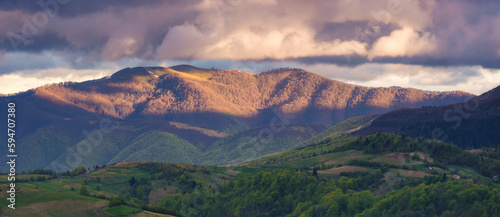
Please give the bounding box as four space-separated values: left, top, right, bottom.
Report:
356 85 500 148
0 65 474 171
2 65 472 129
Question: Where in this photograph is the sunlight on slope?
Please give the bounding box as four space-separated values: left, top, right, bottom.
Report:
169 121 230 138
168 68 214 80
149 65 215 80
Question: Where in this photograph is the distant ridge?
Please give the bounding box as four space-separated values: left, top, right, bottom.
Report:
356 84 500 148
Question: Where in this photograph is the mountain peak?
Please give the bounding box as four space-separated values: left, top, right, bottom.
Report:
110 67 152 81
165 65 217 80
169 64 208 73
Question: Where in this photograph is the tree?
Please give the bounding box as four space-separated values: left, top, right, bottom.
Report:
36 176 46 181
129 176 137 186
79 183 90 196
109 197 123 207
137 185 144 197
71 166 87 176
179 174 187 184
312 167 318 177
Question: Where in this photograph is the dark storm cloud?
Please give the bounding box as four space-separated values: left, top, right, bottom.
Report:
0 0 200 65
0 0 499 69
1 31 69 52
314 21 398 44
291 55 500 69
0 0 167 18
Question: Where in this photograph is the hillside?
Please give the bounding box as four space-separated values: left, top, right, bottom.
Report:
198 124 328 165
0 118 326 172
1 65 473 132
0 65 474 172
3 134 499 217
356 85 500 148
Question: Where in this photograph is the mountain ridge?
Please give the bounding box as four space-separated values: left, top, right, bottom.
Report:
355 83 500 148
0 65 478 171
3 65 474 131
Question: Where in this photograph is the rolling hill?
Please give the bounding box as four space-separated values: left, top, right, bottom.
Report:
0 65 474 172
356 85 500 148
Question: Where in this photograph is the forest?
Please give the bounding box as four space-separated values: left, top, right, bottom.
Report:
154 169 500 217
67 133 498 217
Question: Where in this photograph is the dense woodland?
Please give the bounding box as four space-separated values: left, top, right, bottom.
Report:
153 169 500 217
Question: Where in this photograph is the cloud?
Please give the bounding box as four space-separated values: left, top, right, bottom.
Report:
157 24 208 59
0 52 69 74
304 63 497 95
0 0 499 68
157 24 368 60
102 37 140 61
369 27 437 60
0 68 113 94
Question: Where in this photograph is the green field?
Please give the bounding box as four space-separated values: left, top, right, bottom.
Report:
0 187 107 217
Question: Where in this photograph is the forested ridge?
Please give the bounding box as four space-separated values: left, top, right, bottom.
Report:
1 65 472 130
156 169 500 217
357 85 500 148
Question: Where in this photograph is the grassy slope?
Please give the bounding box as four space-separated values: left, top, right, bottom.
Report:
105 206 140 216
110 131 201 164
4 119 235 172
11 121 90 172
298 114 379 147
0 186 107 217
198 124 326 165
49 126 144 172
250 134 355 166
248 114 378 166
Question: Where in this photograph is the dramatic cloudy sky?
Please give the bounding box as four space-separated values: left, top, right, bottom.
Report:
1 0 500 94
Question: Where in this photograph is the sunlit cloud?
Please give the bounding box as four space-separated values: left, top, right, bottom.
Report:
0 68 114 94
